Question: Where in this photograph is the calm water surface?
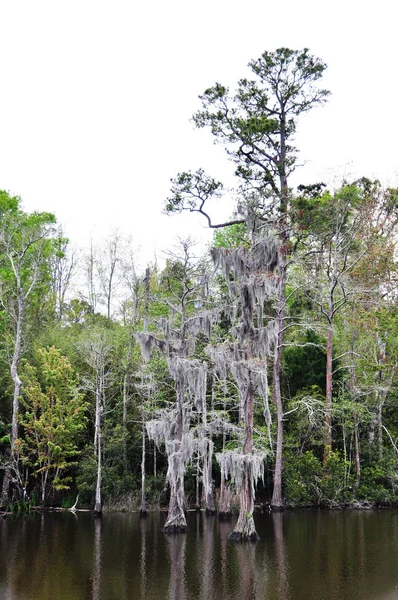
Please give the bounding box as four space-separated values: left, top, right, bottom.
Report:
0 509 398 599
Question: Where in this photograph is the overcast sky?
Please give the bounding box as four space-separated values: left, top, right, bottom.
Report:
0 0 397 268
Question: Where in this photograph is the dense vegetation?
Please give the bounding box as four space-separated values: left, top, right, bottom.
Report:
1 49 397 540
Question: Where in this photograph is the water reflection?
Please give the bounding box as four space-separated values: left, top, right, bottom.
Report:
140 517 147 600
1 510 398 599
92 518 101 600
273 512 289 600
166 529 187 600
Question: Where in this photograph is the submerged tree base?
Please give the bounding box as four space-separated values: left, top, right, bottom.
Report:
270 504 284 512
228 530 259 543
163 524 189 534
139 509 148 518
205 508 216 517
218 511 233 521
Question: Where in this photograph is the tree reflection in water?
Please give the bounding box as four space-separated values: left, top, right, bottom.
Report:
166 528 187 600
140 516 147 600
272 512 289 600
0 511 398 599
233 542 257 600
92 517 102 600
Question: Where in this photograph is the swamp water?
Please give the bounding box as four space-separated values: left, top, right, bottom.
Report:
0 510 398 600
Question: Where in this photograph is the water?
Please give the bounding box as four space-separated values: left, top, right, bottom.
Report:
1 509 398 599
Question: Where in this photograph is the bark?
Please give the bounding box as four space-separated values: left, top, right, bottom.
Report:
377 403 383 461
203 445 216 515
229 385 259 542
324 320 333 457
270 119 289 509
163 474 188 533
271 258 286 508
122 373 128 469
195 461 201 512
1 470 11 507
353 414 361 490
229 284 259 541
218 408 232 519
41 469 49 505
163 384 188 533
1 291 25 506
94 429 102 516
11 291 24 457
140 419 147 516
94 385 102 515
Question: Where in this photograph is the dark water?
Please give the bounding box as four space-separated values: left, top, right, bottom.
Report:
1 509 398 600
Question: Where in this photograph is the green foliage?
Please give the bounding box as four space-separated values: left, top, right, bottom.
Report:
1 51 398 513
213 221 250 249
283 331 326 397
357 458 398 503
284 450 354 506
18 347 88 502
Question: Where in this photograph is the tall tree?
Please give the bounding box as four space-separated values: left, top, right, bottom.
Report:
0 191 56 503
210 230 279 541
80 328 114 515
19 347 87 504
165 48 330 507
294 180 398 457
137 240 212 532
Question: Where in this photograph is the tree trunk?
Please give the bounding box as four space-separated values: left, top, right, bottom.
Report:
229 385 259 542
218 408 231 519
41 469 49 505
195 458 201 512
203 441 216 515
229 461 258 542
11 292 24 457
163 387 188 533
377 403 383 462
140 419 147 516
1 470 11 507
353 412 361 490
324 320 333 458
2 292 25 506
163 467 188 533
94 431 102 516
271 262 286 509
122 373 128 470
94 385 102 516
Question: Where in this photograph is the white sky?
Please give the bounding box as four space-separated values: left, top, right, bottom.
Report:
0 0 397 269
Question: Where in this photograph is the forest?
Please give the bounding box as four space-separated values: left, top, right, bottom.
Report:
1 48 398 542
